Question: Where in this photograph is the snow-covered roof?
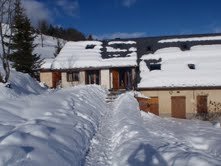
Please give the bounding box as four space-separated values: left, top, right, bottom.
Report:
51 40 137 69
159 36 221 43
41 58 55 69
139 45 221 88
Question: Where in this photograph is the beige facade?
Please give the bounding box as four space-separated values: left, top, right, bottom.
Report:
61 71 86 88
100 69 110 89
140 89 221 118
40 72 53 88
40 67 136 90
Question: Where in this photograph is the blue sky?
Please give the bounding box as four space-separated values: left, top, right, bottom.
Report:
23 0 221 39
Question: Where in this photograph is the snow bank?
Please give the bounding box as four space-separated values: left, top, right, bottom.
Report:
111 94 221 165
0 70 45 99
112 94 166 166
0 85 108 165
139 45 221 88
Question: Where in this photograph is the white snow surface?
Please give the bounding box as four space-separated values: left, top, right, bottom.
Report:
0 79 108 165
41 58 55 69
159 35 221 43
85 93 221 166
34 35 65 59
51 41 137 69
108 41 136 45
106 46 127 52
139 45 221 88
0 71 221 165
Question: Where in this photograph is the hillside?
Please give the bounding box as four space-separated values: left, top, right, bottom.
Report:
0 24 66 66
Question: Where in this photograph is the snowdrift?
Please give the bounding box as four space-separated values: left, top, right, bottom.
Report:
0 70 45 100
0 85 108 165
112 93 221 166
112 94 167 166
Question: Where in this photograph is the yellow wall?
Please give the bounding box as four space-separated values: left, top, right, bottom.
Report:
40 72 53 88
140 89 221 118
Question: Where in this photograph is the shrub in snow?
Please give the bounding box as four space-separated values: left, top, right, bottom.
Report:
193 100 221 122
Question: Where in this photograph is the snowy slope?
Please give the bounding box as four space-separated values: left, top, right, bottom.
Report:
139 45 221 88
34 34 65 59
0 24 65 71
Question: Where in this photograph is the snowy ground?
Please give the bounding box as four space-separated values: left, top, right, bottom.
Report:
85 93 221 166
0 71 221 165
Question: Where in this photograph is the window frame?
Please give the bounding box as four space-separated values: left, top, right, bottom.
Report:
67 71 79 82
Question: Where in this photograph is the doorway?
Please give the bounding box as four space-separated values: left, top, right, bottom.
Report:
112 68 132 90
171 96 186 119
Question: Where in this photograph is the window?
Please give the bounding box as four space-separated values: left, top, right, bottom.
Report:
149 64 161 71
188 64 195 70
67 71 79 82
180 43 190 51
146 46 154 53
86 45 95 49
86 70 100 85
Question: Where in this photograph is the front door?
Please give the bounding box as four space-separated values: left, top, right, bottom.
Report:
112 68 132 90
112 69 119 90
52 72 61 88
171 96 186 119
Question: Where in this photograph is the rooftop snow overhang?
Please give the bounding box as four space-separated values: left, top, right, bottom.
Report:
136 86 221 91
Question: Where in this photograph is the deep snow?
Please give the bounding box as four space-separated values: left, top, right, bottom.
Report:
0 84 108 165
85 93 221 166
0 74 221 165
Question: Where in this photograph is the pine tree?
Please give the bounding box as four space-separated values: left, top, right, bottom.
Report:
10 0 43 78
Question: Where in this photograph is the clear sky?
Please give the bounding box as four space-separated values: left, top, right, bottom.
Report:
23 0 221 39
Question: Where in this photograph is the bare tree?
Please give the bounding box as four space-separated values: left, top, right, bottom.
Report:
37 19 49 47
0 0 15 83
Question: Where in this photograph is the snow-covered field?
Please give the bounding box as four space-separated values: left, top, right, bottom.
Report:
0 71 221 165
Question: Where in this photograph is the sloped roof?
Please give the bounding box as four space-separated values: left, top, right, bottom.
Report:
51 40 137 69
138 45 221 88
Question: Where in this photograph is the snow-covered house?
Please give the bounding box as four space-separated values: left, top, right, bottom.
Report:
40 33 221 119
137 34 221 118
40 40 137 90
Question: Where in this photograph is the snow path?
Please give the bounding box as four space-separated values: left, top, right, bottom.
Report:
85 103 114 166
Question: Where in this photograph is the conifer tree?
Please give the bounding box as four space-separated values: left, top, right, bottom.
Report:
10 0 43 77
